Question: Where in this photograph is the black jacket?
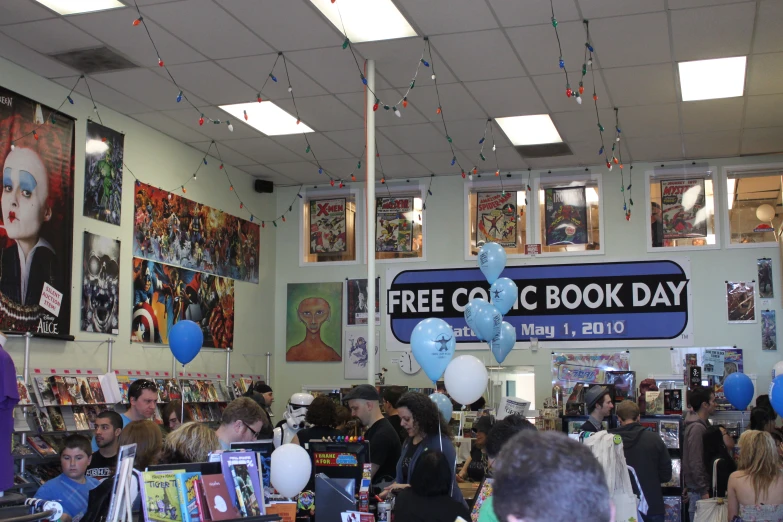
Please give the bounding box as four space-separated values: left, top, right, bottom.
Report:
392 489 471 522
610 422 673 516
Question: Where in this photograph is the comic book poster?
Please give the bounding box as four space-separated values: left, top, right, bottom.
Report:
309 198 346 254
762 310 777 351
81 232 120 335
726 281 756 323
758 258 774 299
544 187 588 245
346 278 380 326
708 348 744 411
133 181 260 283
286 282 342 362
476 191 517 248
551 353 630 412
83 121 123 225
660 178 707 239
376 197 414 252
344 330 380 380
131 257 234 348
0 86 75 336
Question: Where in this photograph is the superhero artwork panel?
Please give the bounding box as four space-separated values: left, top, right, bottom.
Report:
660 178 707 239
475 191 517 248
83 121 123 225
309 198 346 254
0 86 75 336
133 182 260 283
81 232 120 335
131 257 235 349
544 186 588 246
375 197 414 253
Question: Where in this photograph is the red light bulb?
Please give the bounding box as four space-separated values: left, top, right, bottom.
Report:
296 119 300 125
158 58 164 67
436 106 441 114
495 170 500 176
579 85 585 95
462 172 466 179
33 131 39 140
373 103 379 111
473 167 478 174
330 180 335 186
282 216 286 222
619 163 624 169
593 93 598 101
198 116 204 126
351 175 356 181
219 164 224 170
262 222 265 228
257 96 262 103
101 137 107 142
240 203 243 209
606 161 611 168
402 99 408 108
243 110 248 121
133 18 141 26
381 178 385 184
339 182 344 188
613 157 619 164
566 88 572 98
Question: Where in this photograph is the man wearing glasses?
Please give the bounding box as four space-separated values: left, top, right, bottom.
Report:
215 397 267 450
91 379 159 452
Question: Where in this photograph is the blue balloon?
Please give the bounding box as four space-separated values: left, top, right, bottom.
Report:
475 303 502 343
464 299 487 337
410 318 456 382
771 376 783 417
490 277 518 316
429 393 453 423
723 372 754 411
169 320 204 365
478 242 507 284
491 321 516 364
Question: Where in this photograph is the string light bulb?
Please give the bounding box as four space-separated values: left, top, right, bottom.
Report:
436 106 441 115
67 96 74 104
176 91 182 103
227 121 233 132
240 203 243 209
282 215 286 222
219 164 224 170
257 93 262 103
451 156 456 166
244 110 248 121
593 93 598 101
305 146 311 153
330 179 335 187
551 16 558 27
296 119 300 125
269 73 277 82
273 221 277 227
559 56 565 69
351 175 356 182
133 17 142 26
393 106 401 117
576 94 582 104
318 168 323 174
361 74 367 85
199 114 204 126
566 85 572 98
431 74 436 80
586 42 594 53
421 59 429 67
182 186 186 193
469 173 473 181
203 158 207 165
480 153 486 161
373 102 379 111
287 86 292 93
579 83 584 94
339 181 344 188
158 58 164 67
262 222 265 228
342 38 349 49
381 177 385 184
402 97 408 108
461 171 466 179
495 170 500 176
33 131 38 140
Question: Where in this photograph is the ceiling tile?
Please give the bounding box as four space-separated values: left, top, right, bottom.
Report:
618 104 680 138
219 137 305 163
154 62 253 105
602 63 677 106
668 0 749 8
1 18 101 54
217 54 327 100
216 0 341 51
506 21 586 76
533 72 612 111
551 108 616 142
741 127 783 156
313 158 359 179
378 124 452 154
464 77 547 117
374 154 430 178
164 106 261 140
744 95 783 129
525 154 589 169
671 2 755 62
683 130 740 158
680 98 744 133
264 161 319 180
430 30 525 82
353 38 457 86
286 46 389 93
140 0 273 59
132 111 210 142
0 33 79 78
396 0 497 35
754 0 783 54
234 164 283 178
588 13 671 68
0 0 56 26
335 88 428 127
487 0 580 27
322 129 402 156
577 0 664 18
747 53 783 96
458 146 528 170
402 83 487 123
272 133 353 160
625 135 683 161
68 8 205 67
92 68 208 110
275 95 364 131
53 75 153 114
443 118 511 149
410 151 472 174
187 140 256 166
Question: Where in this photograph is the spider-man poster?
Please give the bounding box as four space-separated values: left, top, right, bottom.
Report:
544 187 587 246
131 257 234 348
476 191 517 248
0 86 75 337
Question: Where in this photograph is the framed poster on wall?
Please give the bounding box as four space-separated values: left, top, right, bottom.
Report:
544 187 587 245
83 121 123 225
309 198 347 254
376 197 414 252
660 178 707 239
475 191 517 248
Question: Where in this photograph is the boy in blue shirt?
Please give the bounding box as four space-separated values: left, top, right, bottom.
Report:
36 434 100 522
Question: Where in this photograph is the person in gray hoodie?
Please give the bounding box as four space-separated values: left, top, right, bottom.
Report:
610 400 672 522
683 386 716 520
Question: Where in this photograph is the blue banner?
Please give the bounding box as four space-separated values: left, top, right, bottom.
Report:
385 259 693 350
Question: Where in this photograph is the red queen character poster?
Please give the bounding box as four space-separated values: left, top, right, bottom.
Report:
0 87 75 337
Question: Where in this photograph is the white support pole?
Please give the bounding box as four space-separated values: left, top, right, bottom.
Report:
266 352 271 386
366 59 376 386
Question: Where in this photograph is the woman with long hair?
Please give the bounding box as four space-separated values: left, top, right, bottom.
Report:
727 430 783 520
160 422 220 464
392 451 471 522
703 425 737 497
292 396 342 447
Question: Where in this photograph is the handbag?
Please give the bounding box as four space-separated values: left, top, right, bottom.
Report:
584 432 641 522
694 459 729 522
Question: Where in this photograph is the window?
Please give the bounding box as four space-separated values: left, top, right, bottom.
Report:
302 192 357 264
536 174 603 254
465 183 528 258
646 166 718 251
724 165 783 246
375 194 424 261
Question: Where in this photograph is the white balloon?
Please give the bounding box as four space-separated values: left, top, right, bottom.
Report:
444 355 488 406
270 443 312 498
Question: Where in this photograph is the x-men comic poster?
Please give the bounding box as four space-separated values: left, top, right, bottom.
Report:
544 187 588 246
0 86 75 336
131 257 235 348
83 121 123 225
133 182 260 283
660 178 707 239
476 191 517 247
81 232 120 335
309 198 346 254
376 197 414 252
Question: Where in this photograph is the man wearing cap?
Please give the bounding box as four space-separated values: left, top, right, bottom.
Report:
344 384 401 489
244 382 274 438
581 385 614 433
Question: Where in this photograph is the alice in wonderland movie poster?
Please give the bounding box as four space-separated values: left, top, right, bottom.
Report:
81 232 120 335
83 121 123 225
0 86 75 336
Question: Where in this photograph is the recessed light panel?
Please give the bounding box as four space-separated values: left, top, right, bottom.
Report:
309 0 417 43
219 102 314 136
495 115 563 146
679 57 746 102
33 0 125 16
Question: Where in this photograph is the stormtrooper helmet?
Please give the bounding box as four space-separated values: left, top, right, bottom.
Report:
285 393 314 430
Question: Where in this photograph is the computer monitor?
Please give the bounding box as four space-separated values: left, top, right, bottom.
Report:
307 440 369 492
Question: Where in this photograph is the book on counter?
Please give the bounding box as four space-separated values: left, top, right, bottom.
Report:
645 391 663 415
141 470 186 522
175 472 202 522
201 474 240 521
220 451 265 516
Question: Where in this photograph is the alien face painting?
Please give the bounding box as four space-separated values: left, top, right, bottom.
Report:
344 330 380 379
81 232 120 334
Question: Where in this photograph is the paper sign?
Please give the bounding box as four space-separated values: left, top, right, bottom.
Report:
525 244 541 255
496 396 531 420
703 350 725 377
39 283 62 316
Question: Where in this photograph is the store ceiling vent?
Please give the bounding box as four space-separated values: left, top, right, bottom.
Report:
514 142 573 159
50 47 138 74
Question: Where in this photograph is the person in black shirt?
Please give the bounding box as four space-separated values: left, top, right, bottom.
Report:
458 415 492 482
86 411 122 480
344 384 401 488
382 386 407 444
292 396 342 449
392 451 471 522
581 385 613 433
704 425 737 498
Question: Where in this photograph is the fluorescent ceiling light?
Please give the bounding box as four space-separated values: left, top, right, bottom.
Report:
219 102 314 136
495 115 563 146
309 0 417 43
678 56 746 102
33 0 125 15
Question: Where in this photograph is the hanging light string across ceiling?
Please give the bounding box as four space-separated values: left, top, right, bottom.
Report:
8 75 83 147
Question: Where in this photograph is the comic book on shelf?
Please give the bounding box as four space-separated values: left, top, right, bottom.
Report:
33 376 56 406
16 376 32 404
64 376 87 405
215 381 229 402
47 406 67 431
156 379 170 403
664 389 683 415
664 496 681 522
33 408 53 433
174 472 202 522
640 421 659 433
166 379 182 401
205 381 219 402
662 459 681 488
117 375 130 404
84 405 105 430
26 463 62 486
201 474 240 521
28 435 57 456
606 371 636 402
660 421 680 449
645 391 663 415
50 376 70 405
220 452 263 515
76 377 95 404
88 376 106 403
12 436 35 457
41 433 67 454
72 406 90 431
229 463 262 517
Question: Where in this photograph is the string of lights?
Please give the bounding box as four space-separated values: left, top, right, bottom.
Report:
549 0 573 100
8 75 83 148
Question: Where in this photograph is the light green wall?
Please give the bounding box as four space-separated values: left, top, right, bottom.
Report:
0 56 276 383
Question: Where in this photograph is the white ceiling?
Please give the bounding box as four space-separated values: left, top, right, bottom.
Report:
1 0 782 186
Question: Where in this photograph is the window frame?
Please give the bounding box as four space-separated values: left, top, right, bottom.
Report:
299 186 363 267
644 165 721 253
373 181 428 264
721 162 783 250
